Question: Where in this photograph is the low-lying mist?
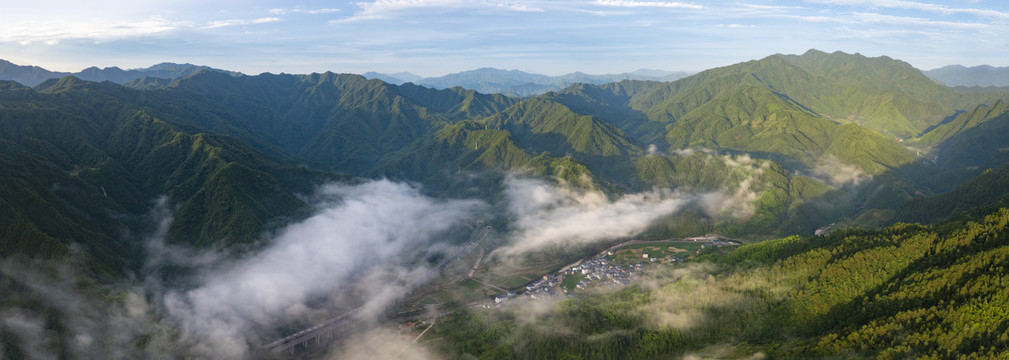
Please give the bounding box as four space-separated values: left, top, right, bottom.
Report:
157 179 484 358
0 258 166 359
2 167 792 358
497 176 694 256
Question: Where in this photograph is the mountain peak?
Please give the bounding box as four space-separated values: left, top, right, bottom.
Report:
800 48 828 56
34 75 91 93
141 62 199 71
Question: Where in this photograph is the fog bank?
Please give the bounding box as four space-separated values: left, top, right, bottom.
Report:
161 179 483 358
498 176 692 256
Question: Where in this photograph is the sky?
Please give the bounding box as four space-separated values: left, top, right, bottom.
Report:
2 0 1008 76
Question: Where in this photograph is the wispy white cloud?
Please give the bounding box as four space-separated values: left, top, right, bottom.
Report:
810 155 870 186
728 3 810 18
162 180 483 357
0 16 187 45
775 13 849 23
717 23 755 28
851 12 987 29
201 17 283 29
832 25 946 41
496 176 692 256
335 0 543 23
805 0 1009 19
725 4 988 29
269 8 342 15
592 0 702 9
576 9 633 16
497 1 544 12
0 13 286 46
739 3 804 12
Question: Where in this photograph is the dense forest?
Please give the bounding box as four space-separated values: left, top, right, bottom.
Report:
3 50 1009 358
427 206 1009 359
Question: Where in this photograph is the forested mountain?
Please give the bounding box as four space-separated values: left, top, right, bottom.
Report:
4 50 1009 358
6 50 1009 263
615 50 1002 140
430 206 1009 359
928 101 1009 169
144 72 518 174
0 77 363 272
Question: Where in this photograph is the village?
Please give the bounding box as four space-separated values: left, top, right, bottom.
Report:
487 237 738 307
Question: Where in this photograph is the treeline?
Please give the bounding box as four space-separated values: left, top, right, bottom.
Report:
427 207 1009 359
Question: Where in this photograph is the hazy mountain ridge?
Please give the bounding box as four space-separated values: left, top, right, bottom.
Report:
926 64 1009 87
363 67 690 97
0 59 239 87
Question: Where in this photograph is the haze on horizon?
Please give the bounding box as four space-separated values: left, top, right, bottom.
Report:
3 0 1009 77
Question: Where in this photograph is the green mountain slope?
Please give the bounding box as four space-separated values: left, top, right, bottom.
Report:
634 152 836 237
896 161 1009 225
929 102 1009 169
779 49 1006 136
4 49 1008 279
6 51 1009 358
137 71 517 174
665 85 827 164
541 53 926 175
544 81 665 144
394 83 519 121
372 120 605 193
429 204 1009 360
375 96 646 191
483 98 642 158
915 100 1009 149
660 79 914 173
0 79 343 275
610 50 1006 142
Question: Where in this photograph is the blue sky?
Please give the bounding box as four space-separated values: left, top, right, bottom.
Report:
2 0 1008 76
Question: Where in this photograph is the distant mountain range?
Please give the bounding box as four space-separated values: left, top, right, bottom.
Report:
8 58 1009 97
3 51 1009 275
6 49 1009 261
925 65 1009 88
364 67 691 97
1 60 689 97
0 59 240 87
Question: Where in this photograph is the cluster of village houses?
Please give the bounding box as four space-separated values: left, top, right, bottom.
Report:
488 239 739 307
490 251 681 306
488 258 637 306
